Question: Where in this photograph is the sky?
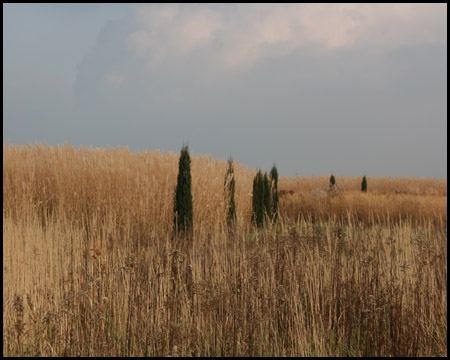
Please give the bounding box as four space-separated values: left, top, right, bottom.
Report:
3 3 447 178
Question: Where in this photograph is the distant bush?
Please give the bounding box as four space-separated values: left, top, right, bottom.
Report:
361 175 368 192
330 174 336 187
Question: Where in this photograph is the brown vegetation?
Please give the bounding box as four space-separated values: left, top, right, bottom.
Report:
279 176 447 227
3 144 447 356
279 175 447 197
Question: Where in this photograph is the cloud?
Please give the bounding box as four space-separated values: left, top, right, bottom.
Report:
104 70 123 85
128 5 223 66
124 4 446 69
75 3 446 119
69 4 446 177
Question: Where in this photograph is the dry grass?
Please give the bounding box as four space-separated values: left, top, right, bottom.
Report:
3 143 255 237
3 144 447 356
280 175 447 197
279 175 447 228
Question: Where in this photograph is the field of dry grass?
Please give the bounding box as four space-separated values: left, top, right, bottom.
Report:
3 144 447 356
278 176 447 228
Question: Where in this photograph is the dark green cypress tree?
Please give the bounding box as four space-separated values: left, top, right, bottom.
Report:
252 173 257 224
330 174 336 187
224 157 237 226
252 170 264 228
263 172 272 222
173 144 193 233
361 175 368 192
270 164 279 222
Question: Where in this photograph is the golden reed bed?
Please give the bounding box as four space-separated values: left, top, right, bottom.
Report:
3 144 447 356
3 143 446 231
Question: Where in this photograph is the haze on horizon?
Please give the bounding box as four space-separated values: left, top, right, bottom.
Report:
3 3 447 178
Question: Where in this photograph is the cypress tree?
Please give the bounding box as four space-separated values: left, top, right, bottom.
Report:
263 172 272 222
252 173 257 224
257 170 265 227
252 166 279 227
361 175 368 192
270 164 279 222
173 144 193 233
252 170 264 228
224 157 237 226
330 174 336 187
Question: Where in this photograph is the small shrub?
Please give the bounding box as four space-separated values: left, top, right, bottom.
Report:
361 175 368 192
330 174 336 187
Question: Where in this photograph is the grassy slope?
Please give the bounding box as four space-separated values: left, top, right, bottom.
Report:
3 144 447 356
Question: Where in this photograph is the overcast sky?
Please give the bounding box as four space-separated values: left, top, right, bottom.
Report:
3 3 447 177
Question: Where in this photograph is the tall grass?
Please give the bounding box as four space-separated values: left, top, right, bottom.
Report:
3 144 447 356
279 176 447 227
280 175 447 197
4 144 446 231
3 143 255 237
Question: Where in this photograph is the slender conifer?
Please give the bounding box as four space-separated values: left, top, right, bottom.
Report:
270 165 279 222
252 170 264 227
263 172 272 222
173 144 193 233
